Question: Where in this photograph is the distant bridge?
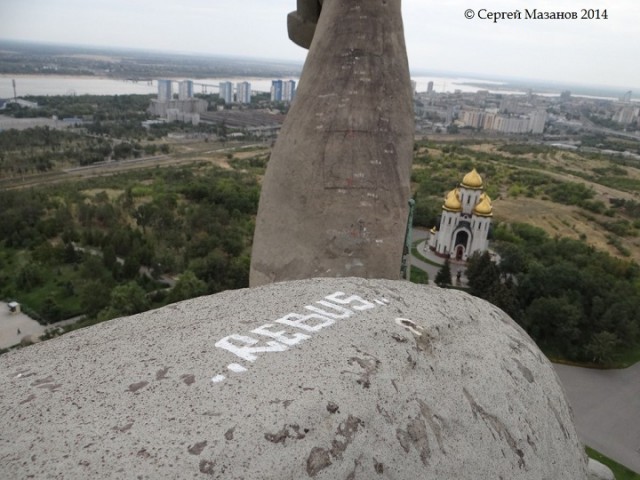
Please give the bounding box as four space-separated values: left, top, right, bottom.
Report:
191 82 220 93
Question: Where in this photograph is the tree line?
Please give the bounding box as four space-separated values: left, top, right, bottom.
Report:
464 222 640 365
0 164 259 327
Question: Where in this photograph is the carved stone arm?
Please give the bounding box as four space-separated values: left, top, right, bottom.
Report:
287 0 323 49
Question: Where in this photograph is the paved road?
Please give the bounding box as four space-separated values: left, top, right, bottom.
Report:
554 363 640 474
410 228 440 282
410 228 468 286
0 303 46 349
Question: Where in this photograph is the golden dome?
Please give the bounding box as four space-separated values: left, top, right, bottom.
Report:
443 188 462 212
473 193 493 216
461 168 483 189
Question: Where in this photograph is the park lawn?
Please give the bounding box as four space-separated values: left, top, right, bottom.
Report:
17 264 84 323
410 265 429 285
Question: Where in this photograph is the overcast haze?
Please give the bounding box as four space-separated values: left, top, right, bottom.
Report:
1 0 638 90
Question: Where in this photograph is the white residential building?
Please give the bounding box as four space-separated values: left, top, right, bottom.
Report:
219 82 233 104
236 82 252 104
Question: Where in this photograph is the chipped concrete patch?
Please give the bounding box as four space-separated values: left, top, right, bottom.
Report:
0 278 589 479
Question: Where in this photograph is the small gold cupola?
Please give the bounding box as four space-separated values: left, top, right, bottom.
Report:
443 188 462 212
473 193 493 216
461 168 483 189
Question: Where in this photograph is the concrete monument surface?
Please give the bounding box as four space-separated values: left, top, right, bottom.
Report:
250 0 414 285
0 278 589 478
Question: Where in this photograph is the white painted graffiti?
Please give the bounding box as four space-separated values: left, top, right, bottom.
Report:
211 291 390 383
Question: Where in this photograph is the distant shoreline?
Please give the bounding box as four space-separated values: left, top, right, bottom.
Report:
2 73 636 103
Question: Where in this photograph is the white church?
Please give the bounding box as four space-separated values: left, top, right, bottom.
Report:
427 168 493 261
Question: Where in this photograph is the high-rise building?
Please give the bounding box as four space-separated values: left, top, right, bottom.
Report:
427 81 434 94
613 106 640 125
219 82 233 104
157 79 173 102
271 80 283 102
283 80 296 102
236 82 252 104
178 80 194 100
460 108 546 134
529 109 547 134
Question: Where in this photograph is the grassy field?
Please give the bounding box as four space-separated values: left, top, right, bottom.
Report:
414 137 640 264
410 265 429 284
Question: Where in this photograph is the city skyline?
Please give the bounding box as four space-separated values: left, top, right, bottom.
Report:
0 0 639 90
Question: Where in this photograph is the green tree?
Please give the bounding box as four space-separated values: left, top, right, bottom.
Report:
466 251 500 298
102 244 118 272
16 262 44 290
435 259 452 287
524 296 583 357
134 203 156 234
99 282 150 320
79 280 112 317
496 243 528 276
62 242 80 264
122 252 142 279
166 270 207 304
585 331 619 364
41 295 63 323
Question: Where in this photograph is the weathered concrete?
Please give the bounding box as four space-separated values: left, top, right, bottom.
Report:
588 459 615 480
250 0 414 286
0 278 588 479
287 0 322 49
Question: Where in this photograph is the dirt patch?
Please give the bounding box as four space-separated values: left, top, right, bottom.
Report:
80 188 123 200
232 149 269 160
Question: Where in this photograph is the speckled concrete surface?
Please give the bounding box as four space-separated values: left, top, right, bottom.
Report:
0 278 588 479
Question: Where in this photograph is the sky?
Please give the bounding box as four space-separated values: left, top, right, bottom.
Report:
1 0 639 90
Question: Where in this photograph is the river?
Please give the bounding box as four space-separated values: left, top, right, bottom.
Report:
2 74 630 101
0 75 295 97
1 74 535 98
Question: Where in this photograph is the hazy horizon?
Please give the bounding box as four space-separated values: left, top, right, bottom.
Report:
1 1 639 91
1 39 638 101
